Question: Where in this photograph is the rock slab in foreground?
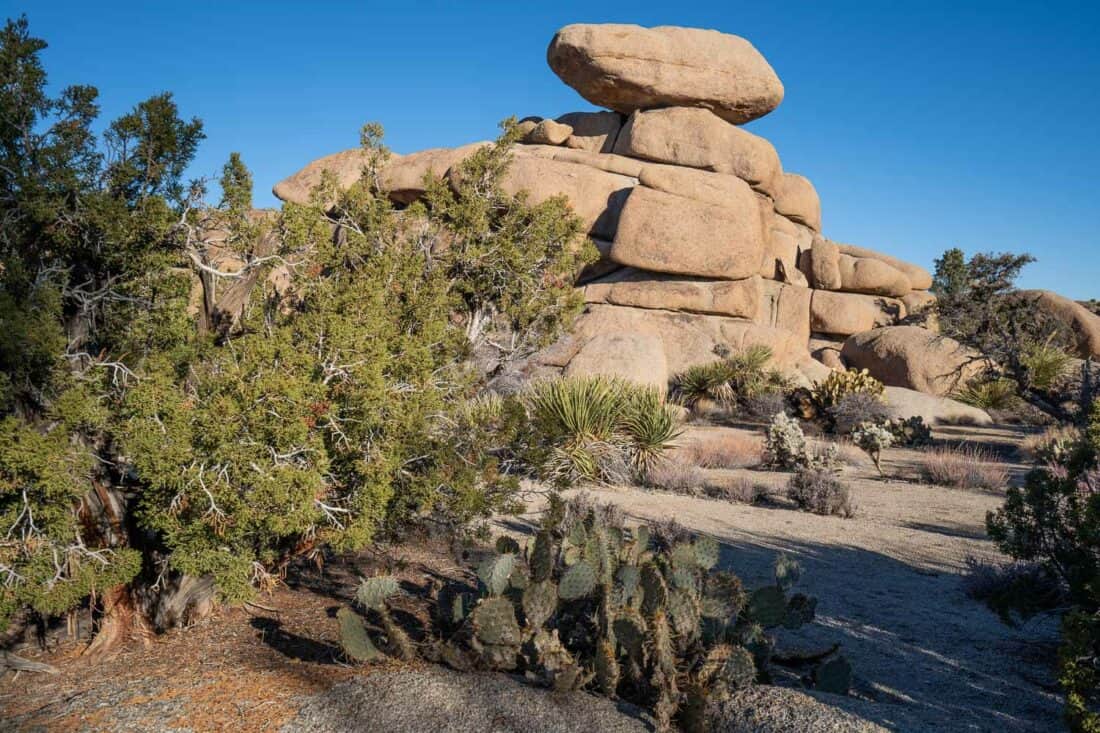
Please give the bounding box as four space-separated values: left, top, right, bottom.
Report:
548 24 784 125
281 667 653 733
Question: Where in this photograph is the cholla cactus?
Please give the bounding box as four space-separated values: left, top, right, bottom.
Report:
886 415 932 447
763 412 809 469
851 421 894 475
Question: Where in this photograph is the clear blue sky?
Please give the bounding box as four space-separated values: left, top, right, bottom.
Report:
6 1 1099 298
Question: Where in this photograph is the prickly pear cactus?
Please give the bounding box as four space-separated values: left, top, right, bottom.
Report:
477 552 516 597
746 585 788 627
529 530 554 582
595 639 620 696
337 607 382 663
784 592 817 629
640 562 668 615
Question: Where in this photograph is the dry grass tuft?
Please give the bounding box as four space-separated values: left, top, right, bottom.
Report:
703 476 770 505
1019 424 1081 462
643 460 707 494
920 445 1009 491
680 431 762 469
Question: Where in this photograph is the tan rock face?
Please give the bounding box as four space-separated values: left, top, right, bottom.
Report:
1023 289 1100 359
773 173 821 232
610 185 764 280
547 24 784 125
272 148 373 206
806 237 842 290
756 281 811 346
584 268 762 319
759 207 812 282
881 386 992 426
556 111 623 153
498 156 635 240
809 336 846 370
810 290 905 337
613 108 782 196
841 326 984 397
901 290 936 315
564 332 668 392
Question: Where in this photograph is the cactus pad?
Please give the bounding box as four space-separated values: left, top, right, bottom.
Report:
337 607 382 663
774 553 801 592
595 639 621 695
747 585 787 627
495 535 521 555
523 580 558 629
784 592 817 629
613 610 647 662
640 562 668 615
693 535 720 570
559 560 597 600
477 552 516 597
472 596 522 646
530 530 554 582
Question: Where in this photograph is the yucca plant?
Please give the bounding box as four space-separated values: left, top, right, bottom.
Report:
954 377 1020 410
621 387 683 474
669 360 737 408
1021 338 1073 391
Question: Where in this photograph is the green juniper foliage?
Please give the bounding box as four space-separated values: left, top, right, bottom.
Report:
0 14 590 629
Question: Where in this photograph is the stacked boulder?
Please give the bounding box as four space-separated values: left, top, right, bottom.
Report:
274 23 942 392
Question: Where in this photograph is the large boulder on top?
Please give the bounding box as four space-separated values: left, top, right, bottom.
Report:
547 24 784 125
773 173 821 232
555 111 623 153
835 243 932 291
610 185 764 280
1022 289 1100 359
583 269 762 319
613 107 782 196
272 148 373 206
841 326 984 397
836 253 912 297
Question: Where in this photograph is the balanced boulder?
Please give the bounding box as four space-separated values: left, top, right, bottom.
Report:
555 111 623 153
547 24 784 125
613 107 782 195
610 185 764 279
773 173 821 232
841 326 984 397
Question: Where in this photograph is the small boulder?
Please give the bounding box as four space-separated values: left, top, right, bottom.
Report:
837 253 912 297
382 143 489 204
547 23 784 125
613 107 782 196
810 335 846 370
835 243 932 291
805 237 842 290
707 686 889 733
773 173 821 232
610 185 764 280
525 119 573 145
556 111 623 153
841 326 985 397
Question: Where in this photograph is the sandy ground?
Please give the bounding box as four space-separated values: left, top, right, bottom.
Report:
498 423 1063 732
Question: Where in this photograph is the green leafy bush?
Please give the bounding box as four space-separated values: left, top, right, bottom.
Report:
954 377 1021 410
337 496 848 731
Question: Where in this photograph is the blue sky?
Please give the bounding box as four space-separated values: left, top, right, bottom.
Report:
7 1 1099 298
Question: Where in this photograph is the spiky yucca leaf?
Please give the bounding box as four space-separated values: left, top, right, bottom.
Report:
669 361 737 408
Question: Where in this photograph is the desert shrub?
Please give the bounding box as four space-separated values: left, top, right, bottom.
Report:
954 377 1021 410
763 413 839 471
643 460 707 494
828 391 889 435
811 369 884 415
337 502 849 730
1020 424 1081 463
851 422 894 476
745 390 788 419
526 376 680 486
987 404 1100 729
920 445 1009 491
885 415 933 447
962 557 1065 625
786 468 853 518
